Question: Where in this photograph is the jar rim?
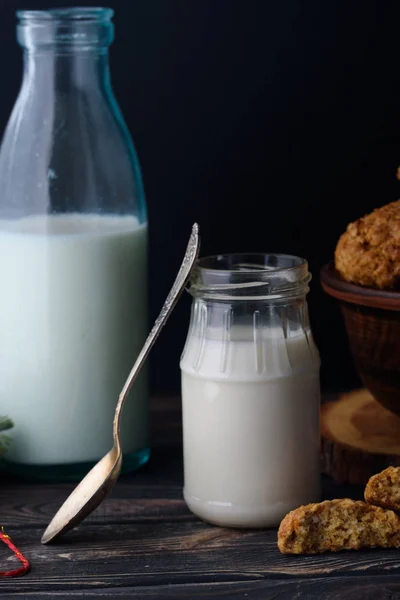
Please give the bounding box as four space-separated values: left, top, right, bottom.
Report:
17 8 114 22
189 253 311 301
196 253 307 275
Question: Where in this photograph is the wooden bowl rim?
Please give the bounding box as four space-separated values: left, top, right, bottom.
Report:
320 262 400 311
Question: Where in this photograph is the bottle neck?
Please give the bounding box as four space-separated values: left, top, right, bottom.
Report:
22 48 111 94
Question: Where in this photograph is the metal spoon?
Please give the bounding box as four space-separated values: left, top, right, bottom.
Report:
41 223 200 544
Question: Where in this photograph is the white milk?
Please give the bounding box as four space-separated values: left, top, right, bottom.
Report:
0 213 148 465
180 327 320 527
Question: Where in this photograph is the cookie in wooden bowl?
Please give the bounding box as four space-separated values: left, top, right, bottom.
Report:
335 200 400 290
321 200 400 416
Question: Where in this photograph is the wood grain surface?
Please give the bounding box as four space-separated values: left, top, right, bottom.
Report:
1 396 400 599
321 388 400 485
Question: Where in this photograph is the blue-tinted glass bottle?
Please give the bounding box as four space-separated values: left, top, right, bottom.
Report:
0 8 149 480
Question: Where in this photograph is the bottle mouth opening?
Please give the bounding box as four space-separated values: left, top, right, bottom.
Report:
189 253 311 300
16 7 114 50
17 7 114 23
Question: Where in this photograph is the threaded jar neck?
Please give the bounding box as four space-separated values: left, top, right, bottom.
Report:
188 253 311 301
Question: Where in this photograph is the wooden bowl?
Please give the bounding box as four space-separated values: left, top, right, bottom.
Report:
321 263 400 416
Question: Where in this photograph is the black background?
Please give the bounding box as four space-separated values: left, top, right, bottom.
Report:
1 0 399 394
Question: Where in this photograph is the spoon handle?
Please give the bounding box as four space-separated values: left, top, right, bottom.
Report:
113 223 200 445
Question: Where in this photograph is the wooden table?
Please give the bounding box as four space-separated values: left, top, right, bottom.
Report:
2 396 400 599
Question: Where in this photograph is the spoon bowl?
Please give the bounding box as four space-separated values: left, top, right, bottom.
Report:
42 223 200 544
41 448 121 544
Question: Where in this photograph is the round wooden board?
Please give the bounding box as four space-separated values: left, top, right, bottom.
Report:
321 388 400 486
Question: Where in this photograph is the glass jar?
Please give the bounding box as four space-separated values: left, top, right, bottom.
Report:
0 8 149 480
180 254 321 528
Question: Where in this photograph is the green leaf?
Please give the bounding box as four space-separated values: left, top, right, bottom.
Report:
0 417 13 432
0 434 11 456
0 417 13 456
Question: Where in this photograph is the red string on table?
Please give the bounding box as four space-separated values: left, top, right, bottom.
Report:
0 528 30 577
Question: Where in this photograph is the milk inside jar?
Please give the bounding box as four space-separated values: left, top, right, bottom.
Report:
180 254 321 528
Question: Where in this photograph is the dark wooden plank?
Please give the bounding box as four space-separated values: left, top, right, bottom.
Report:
0 393 383 597
3 576 400 599
0 483 192 528
0 472 364 530
3 521 400 593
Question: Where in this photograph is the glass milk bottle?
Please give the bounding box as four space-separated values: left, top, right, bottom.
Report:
180 254 321 528
0 8 148 480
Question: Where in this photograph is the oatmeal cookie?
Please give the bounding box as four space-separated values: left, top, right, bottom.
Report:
277 498 400 554
335 200 400 289
365 466 400 512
